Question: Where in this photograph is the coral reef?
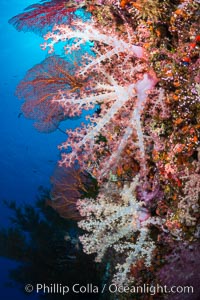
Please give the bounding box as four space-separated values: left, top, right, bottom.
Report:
10 0 200 297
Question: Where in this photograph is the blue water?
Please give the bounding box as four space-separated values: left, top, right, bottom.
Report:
0 1 71 299
0 1 65 214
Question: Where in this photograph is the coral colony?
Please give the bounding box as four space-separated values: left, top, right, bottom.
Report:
10 0 199 298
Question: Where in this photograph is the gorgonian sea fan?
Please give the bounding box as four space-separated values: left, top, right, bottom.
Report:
48 165 96 220
16 56 83 133
8 0 85 34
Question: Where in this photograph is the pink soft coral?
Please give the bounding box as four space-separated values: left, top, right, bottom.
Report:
42 20 158 180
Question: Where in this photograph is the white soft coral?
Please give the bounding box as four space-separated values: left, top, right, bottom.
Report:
77 176 161 285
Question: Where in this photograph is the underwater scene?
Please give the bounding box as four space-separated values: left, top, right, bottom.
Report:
0 0 200 299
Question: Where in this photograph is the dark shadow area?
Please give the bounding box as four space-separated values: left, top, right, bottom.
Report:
0 190 105 299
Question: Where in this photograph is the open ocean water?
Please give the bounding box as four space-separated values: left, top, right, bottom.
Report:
0 1 71 299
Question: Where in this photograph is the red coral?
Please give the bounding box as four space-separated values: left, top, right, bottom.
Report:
8 0 83 34
17 56 83 133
